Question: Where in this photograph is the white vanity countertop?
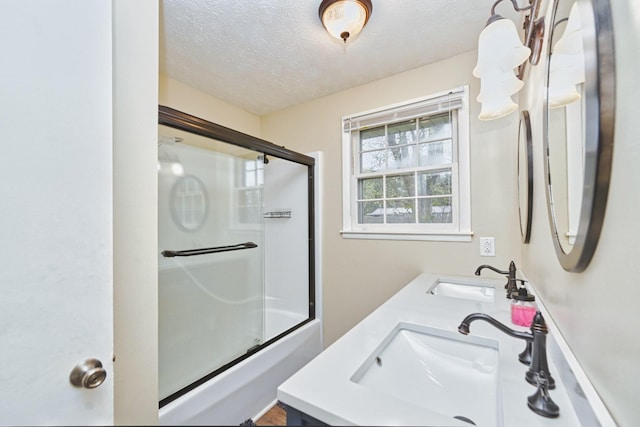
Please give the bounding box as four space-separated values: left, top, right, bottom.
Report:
277 273 584 426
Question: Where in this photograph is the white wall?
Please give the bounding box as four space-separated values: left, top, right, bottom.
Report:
520 1 640 425
263 158 311 338
261 51 522 347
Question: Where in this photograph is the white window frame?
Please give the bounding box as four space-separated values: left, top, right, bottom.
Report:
340 86 472 241
232 157 264 230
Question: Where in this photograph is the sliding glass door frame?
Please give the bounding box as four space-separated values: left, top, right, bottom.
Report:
158 106 316 408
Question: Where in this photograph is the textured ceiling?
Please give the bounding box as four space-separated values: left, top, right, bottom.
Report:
160 0 521 116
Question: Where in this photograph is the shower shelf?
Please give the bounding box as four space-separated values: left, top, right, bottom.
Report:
264 210 291 219
161 242 257 258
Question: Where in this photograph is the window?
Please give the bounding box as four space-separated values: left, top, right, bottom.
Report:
341 86 471 241
236 157 264 225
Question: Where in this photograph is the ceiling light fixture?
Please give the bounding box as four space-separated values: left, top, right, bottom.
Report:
319 0 372 44
474 0 545 120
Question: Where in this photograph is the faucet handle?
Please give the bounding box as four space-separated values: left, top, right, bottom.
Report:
514 278 527 287
506 278 528 297
527 371 560 418
509 280 530 299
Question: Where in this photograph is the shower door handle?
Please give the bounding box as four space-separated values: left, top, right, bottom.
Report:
161 241 258 258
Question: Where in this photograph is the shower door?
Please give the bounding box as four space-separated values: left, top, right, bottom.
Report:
158 125 266 402
158 107 316 408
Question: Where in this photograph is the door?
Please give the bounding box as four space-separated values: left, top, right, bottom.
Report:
158 129 265 404
0 2 114 424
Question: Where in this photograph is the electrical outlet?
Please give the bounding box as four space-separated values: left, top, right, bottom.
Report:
479 237 495 257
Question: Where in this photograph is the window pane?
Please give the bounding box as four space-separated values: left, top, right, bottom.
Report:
257 168 264 185
361 127 385 151
418 113 452 142
418 170 452 196
358 200 384 223
245 171 256 187
386 174 415 198
360 150 387 173
388 120 417 146
386 200 415 223
240 188 261 206
387 145 416 170
358 177 383 200
418 197 452 223
418 139 452 166
238 189 262 223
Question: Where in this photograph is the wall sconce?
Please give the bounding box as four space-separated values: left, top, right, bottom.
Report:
319 0 373 44
474 0 545 120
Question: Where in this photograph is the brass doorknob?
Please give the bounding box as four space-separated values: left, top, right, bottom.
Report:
69 358 107 389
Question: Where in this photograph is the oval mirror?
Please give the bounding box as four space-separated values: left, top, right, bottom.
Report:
170 175 209 232
518 110 533 243
543 0 615 272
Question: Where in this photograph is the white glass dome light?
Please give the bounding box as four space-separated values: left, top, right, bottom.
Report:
319 0 372 44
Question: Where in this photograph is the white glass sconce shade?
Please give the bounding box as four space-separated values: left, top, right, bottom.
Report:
476 68 524 121
478 71 525 100
548 51 585 108
473 18 532 77
477 77 520 121
562 2 583 35
320 0 369 43
548 79 581 109
548 3 585 108
478 97 518 121
473 17 530 120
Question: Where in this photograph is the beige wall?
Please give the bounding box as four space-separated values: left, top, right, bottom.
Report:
261 51 521 346
113 1 159 424
159 75 261 138
519 1 640 425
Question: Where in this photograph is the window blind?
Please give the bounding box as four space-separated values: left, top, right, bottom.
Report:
343 87 466 132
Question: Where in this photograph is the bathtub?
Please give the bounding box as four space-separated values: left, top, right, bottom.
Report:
159 315 322 425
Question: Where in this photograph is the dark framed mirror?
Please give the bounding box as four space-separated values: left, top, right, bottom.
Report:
543 0 615 272
518 110 533 244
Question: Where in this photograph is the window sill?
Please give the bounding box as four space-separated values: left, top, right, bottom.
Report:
339 230 474 242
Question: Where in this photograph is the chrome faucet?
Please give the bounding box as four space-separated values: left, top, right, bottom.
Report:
458 311 559 417
475 260 518 297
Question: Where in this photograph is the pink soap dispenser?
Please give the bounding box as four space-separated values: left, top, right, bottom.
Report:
511 287 536 327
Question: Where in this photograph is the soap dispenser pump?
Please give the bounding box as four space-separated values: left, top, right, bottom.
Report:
511 287 536 327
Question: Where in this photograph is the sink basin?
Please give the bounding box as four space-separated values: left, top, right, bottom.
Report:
351 323 501 426
428 278 496 302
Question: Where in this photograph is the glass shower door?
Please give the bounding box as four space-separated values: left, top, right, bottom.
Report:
158 126 266 402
